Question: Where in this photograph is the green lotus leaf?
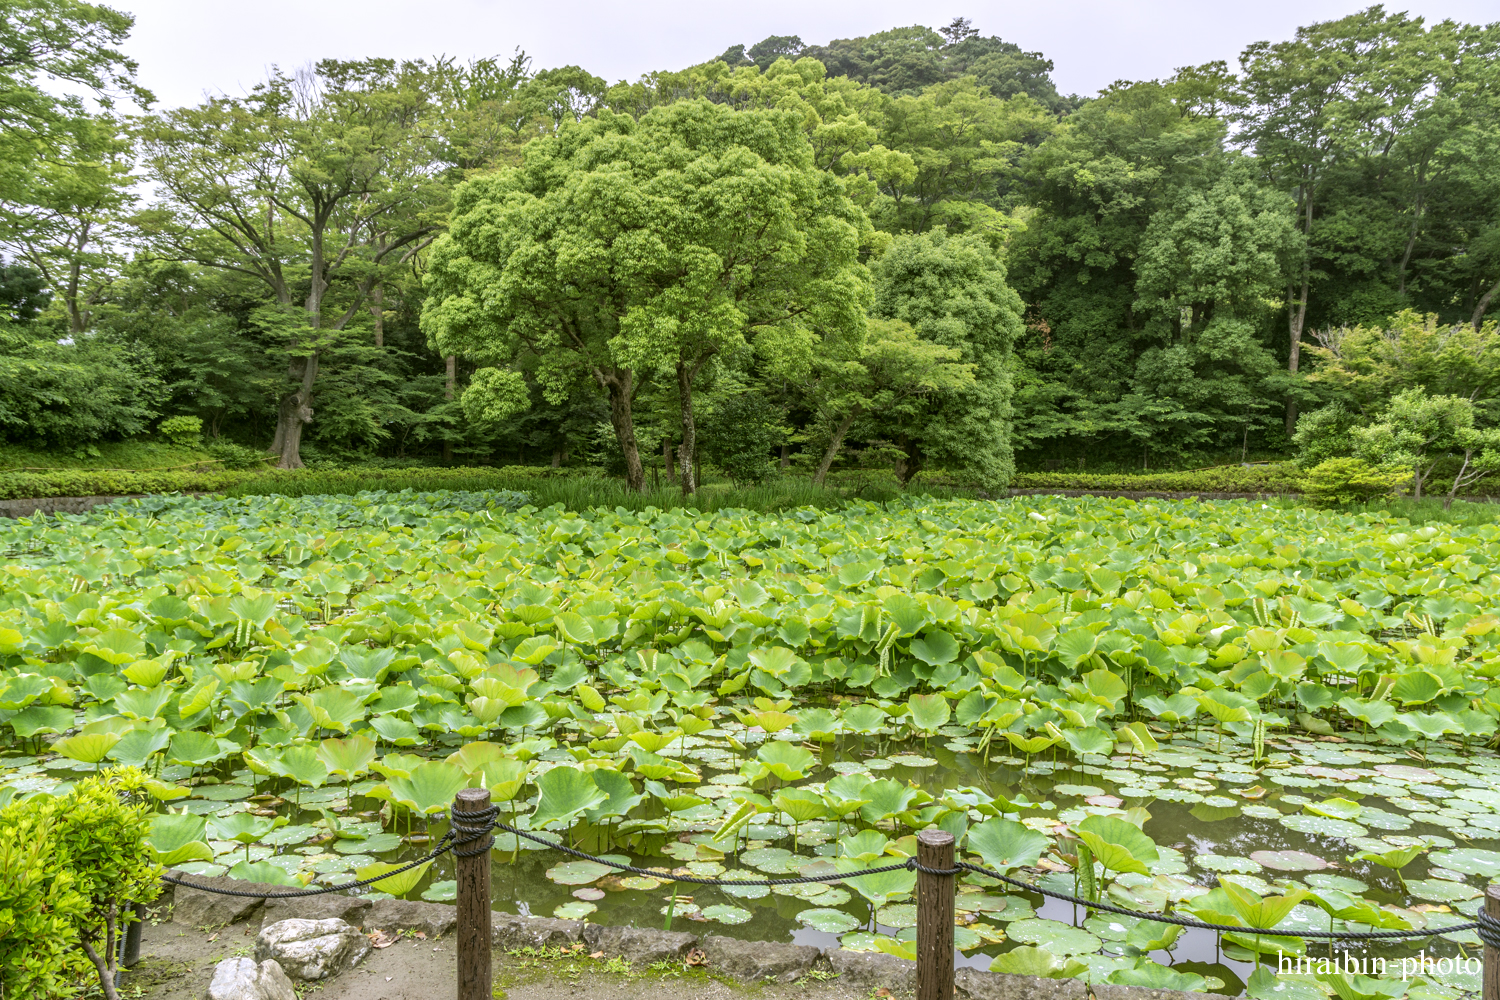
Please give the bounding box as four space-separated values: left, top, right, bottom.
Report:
1108 963 1207 992
530 765 608 830
10 705 73 738
227 860 301 887
859 778 922 825
273 745 329 788
355 860 430 897
318 734 377 781
54 731 121 763
909 629 959 666
906 693 950 733
1007 917 1101 956
168 730 233 767
1076 815 1158 877
836 857 915 906
209 812 287 844
987 945 1088 978
369 716 421 745
106 726 172 766
148 813 214 866
773 788 827 823
797 907 860 934
755 740 815 781
387 760 469 816
967 817 1049 874
293 688 366 733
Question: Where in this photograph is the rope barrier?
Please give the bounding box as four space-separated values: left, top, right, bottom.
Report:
160 811 1497 946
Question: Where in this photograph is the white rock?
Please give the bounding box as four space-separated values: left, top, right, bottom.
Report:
204 957 296 1000
253 917 371 981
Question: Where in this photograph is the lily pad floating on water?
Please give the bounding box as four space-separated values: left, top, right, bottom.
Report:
1405 879 1481 903
701 904 752 925
421 880 457 902
1249 850 1329 872
1430 848 1500 877
886 754 938 767
1280 814 1368 839
1006 917 1102 956
797 907 861 934
546 860 615 885
876 903 918 928
553 901 596 920
1195 854 1261 873
1302 873 1368 893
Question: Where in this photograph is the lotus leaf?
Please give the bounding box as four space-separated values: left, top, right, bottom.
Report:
530 765 608 830
967 818 1048 874
356 860 431 896
386 760 469 816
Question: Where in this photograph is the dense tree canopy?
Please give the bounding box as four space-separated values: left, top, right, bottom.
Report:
0 5 1496 485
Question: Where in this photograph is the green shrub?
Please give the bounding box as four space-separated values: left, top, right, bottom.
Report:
1012 463 1305 494
1301 458 1409 506
156 415 203 447
700 393 783 486
0 467 247 500
202 440 270 470
0 768 161 1000
0 812 89 999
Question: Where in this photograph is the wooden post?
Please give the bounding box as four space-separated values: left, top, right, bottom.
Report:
122 902 145 967
916 829 955 1000
1484 884 1499 1000
454 788 493 1000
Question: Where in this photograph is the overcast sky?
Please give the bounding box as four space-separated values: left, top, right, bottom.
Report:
118 0 1497 110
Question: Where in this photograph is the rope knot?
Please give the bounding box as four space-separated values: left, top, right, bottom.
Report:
1476 906 1500 952
451 804 498 858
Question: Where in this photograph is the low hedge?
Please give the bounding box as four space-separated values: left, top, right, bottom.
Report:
0 467 248 500
0 464 596 501
1011 464 1306 494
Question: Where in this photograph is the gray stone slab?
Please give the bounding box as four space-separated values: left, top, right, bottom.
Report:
168 872 289 929
700 934 820 983
581 925 698 964
361 899 457 939
822 948 917 990
259 895 370 931
956 968 1089 1000
492 913 585 950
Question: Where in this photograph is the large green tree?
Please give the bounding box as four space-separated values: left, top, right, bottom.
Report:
423 99 871 492
866 229 1023 488
139 60 446 467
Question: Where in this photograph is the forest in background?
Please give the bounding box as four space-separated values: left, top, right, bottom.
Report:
2 3 1499 486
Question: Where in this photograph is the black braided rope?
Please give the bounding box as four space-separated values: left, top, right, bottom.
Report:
159 812 493 899
492 819 915 886
158 810 1500 947
948 861 1489 942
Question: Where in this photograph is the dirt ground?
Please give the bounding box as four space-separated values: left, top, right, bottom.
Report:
127 917 890 1000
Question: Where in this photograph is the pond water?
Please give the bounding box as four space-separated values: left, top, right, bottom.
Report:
16 722 1492 998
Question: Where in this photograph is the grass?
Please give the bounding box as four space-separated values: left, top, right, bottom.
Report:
1275 495 1500 528
0 440 215 471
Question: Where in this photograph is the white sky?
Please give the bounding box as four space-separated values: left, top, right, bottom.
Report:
118 0 1497 110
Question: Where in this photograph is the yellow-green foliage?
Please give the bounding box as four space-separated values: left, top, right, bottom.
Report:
0 769 162 997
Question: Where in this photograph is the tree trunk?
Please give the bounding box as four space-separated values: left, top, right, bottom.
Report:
894 435 923 486
78 905 119 1000
1473 276 1500 332
1285 273 1309 436
371 283 385 347
604 370 645 491
676 361 697 495
780 444 790 470
551 449 562 468
664 440 676 484
812 408 860 486
443 354 456 465
273 352 318 469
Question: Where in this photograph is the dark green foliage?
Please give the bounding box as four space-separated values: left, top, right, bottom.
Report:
700 393 783 485
0 325 164 448
1012 464 1305 494
0 260 49 322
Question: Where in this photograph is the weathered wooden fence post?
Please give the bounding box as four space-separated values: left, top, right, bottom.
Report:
454 787 493 1000
1484 885 1499 1000
122 902 145 967
916 829 955 1000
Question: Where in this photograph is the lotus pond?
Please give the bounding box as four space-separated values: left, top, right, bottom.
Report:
2 491 1499 999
